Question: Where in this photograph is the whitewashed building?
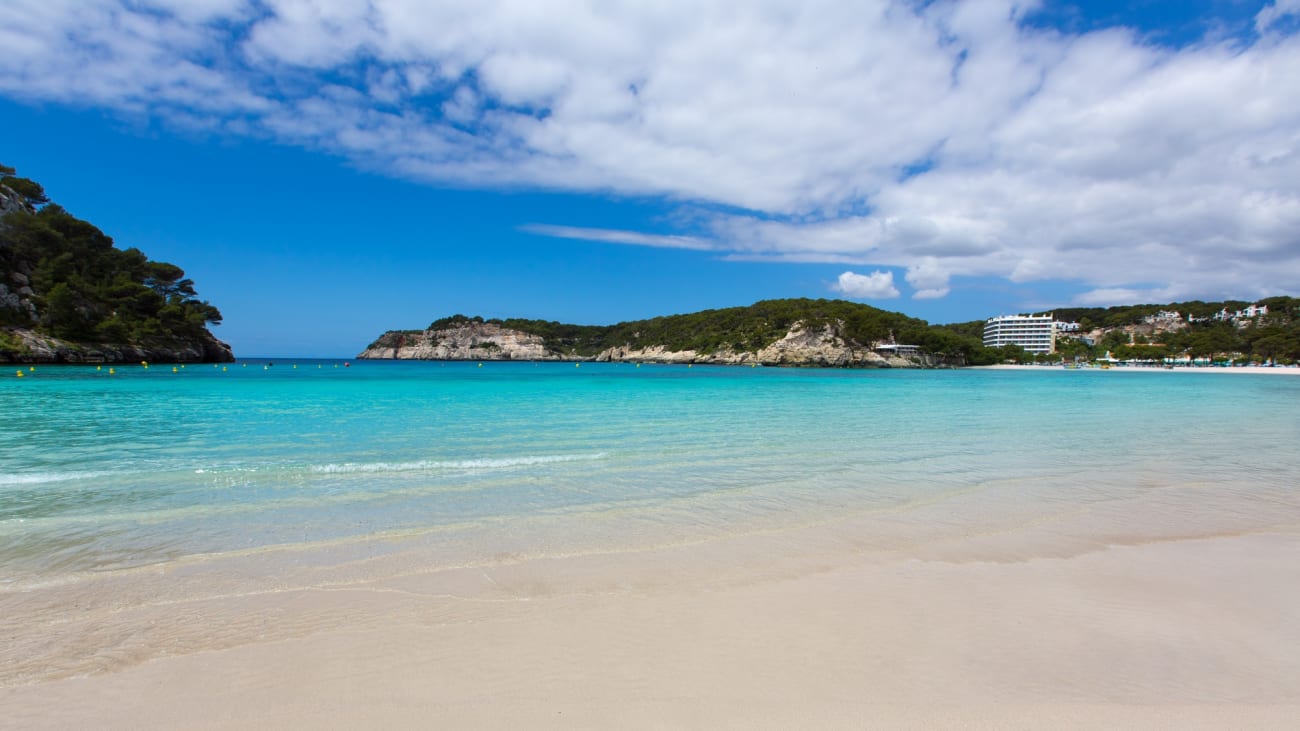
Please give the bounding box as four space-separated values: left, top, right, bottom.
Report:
983 314 1057 354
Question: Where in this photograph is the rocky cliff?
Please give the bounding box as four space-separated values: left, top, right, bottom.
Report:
359 319 928 367
359 322 564 361
0 328 234 364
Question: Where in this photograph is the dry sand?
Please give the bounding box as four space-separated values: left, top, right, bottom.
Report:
3 497 1299 730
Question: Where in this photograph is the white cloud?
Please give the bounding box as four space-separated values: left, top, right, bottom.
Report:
1257 0 1300 34
904 259 951 299
832 270 900 299
2 1 1300 305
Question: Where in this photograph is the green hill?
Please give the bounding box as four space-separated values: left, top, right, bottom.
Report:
0 163 232 363
367 298 998 365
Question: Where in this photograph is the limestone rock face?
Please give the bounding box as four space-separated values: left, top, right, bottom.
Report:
594 345 711 364
755 321 887 366
357 322 564 361
0 186 31 219
0 328 234 364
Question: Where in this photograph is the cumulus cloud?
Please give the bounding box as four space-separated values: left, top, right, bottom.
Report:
904 259 951 300
832 270 900 299
1 0 1299 305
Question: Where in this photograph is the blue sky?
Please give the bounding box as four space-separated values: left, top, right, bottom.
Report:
3 1 1299 357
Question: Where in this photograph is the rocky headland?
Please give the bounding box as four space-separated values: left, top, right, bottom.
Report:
1 164 234 364
359 317 943 368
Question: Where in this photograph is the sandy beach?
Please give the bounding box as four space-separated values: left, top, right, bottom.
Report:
971 363 1300 375
4 480 1299 730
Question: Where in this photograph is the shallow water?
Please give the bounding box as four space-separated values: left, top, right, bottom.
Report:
3 361 1299 586
4 361 1300 689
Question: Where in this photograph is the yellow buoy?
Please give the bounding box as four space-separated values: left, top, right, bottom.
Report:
222 366 228 372
15 370 24 378
109 368 116 375
97 366 102 371
28 366 35 371
575 363 580 368
293 364 298 369
478 363 483 367
172 367 178 373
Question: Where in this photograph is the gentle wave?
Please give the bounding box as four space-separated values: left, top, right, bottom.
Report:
0 471 113 487
308 453 609 474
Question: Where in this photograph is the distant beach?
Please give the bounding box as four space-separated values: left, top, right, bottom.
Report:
973 363 1300 375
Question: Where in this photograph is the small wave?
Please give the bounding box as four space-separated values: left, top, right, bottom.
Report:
309 453 608 475
0 471 112 487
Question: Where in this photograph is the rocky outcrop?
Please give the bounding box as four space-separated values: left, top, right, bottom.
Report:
0 185 31 219
592 321 910 367
755 321 896 366
359 318 936 368
357 322 566 361
0 272 38 323
0 328 234 364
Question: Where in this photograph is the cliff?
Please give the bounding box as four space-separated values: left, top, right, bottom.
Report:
360 321 565 361
359 317 934 368
0 327 233 365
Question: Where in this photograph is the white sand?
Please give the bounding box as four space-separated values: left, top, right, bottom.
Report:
3 505 1299 729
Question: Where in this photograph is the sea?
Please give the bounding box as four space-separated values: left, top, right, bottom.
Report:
3 361 1300 684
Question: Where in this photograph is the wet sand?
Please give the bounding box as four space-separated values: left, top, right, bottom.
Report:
4 499 1299 729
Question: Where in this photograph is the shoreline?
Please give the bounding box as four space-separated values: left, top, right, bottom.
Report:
4 476 1299 728
970 363 1300 375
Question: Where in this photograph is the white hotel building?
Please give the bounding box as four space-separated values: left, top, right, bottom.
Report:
983 314 1057 354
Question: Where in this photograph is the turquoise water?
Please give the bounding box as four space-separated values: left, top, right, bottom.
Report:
3 362 1299 585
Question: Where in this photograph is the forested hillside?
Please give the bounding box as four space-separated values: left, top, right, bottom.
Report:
376 299 997 364
1 164 232 362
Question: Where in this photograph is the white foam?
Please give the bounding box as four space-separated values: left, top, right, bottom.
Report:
0 471 111 487
310 453 608 475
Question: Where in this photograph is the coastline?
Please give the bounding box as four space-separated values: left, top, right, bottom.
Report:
970 363 1300 375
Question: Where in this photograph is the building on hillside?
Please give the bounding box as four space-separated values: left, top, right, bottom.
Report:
1144 310 1183 325
875 343 922 358
1212 304 1269 322
983 314 1057 354
1054 320 1081 332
